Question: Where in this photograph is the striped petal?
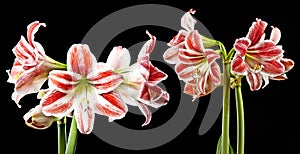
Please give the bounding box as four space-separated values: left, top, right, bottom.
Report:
205 49 220 65
48 70 79 93
248 41 283 61
175 63 195 81
138 31 156 60
41 90 74 118
89 70 123 94
234 38 251 56
136 102 152 126
246 18 267 46
185 30 205 52
231 54 247 75
23 105 56 130
167 30 187 46
27 21 46 47
148 63 168 86
67 44 96 76
14 63 49 95
209 62 222 85
12 36 37 66
261 59 285 77
7 59 24 84
106 46 131 70
280 58 294 72
270 26 281 44
163 46 179 64
178 48 206 64
94 92 127 121
181 9 196 31
246 71 262 91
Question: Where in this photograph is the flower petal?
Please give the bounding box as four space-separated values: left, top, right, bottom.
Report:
14 63 49 95
148 63 168 86
27 21 46 47
185 30 204 52
136 102 152 126
181 9 196 31
178 48 206 64
248 41 283 61
94 92 127 121
234 38 251 56
67 44 96 76
74 100 95 134
280 58 294 72
41 90 74 118
12 36 37 66
270 26 281 44
163 46 179 64
48 70 79 93
209 62 222 85
167 30 187 46
175 63 195 81
204 49 220 65
89 70 123 94
231 54 247 75
246 18 267 46
246 71 262 91
138 31 156 60
7 59 24 84
106 46 131 70
261 59 285 76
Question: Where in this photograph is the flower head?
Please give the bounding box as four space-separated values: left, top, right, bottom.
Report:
105 31 169 126
231 18 294 90
163 9 222 100
40 44 126 134
7 21 66 107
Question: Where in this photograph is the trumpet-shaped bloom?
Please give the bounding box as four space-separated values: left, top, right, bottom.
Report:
231 18 294 90
175 30 221 99
163 9 196 64
7 21 66 107
40 44 126 134
105 31 169 126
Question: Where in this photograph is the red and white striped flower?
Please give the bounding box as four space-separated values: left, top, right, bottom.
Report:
231 18 294 90
105 31 169 126
40 44 126 134
7 21 66 107
176 30 221 100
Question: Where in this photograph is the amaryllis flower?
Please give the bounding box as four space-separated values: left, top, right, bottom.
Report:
175 30 222 100
105 31 169 126
6 21 66 107
40 44 127 134
23 104 58 130
163 9 196 64
231 18 294 90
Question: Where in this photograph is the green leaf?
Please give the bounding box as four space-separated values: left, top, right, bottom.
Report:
216 135 235 154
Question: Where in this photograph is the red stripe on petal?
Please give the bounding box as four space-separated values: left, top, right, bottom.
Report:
27 21 46 46
67 44 96 76
13 36 37 66
262 60 285 76
204 49 220 65
175 63 195 81
147 85 169 108
75 105 94 134
248 41 283 61
92 71 123 93
148 63 168 86
136 102 152 126
48 71 77 93
209 62 222 85
234 38 251 55
138 83 151 102
41 90 67 107
168 30 187 46
185 30 204 52
280 58 294 72
246 72 262 91
231 55 247 75
246 18 267 46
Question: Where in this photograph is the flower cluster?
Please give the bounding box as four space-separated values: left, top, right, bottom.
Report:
163 9 294 154
7 21 169 135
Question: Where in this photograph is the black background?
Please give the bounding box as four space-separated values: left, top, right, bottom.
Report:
1 0 299 154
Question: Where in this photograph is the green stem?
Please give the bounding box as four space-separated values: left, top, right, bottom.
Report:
235 78 245 154
57 117 67 154
65 117 78 154
221 62 231 154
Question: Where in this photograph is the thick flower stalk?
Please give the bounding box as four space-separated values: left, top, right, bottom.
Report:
105 31 169 126
6 21 66 107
